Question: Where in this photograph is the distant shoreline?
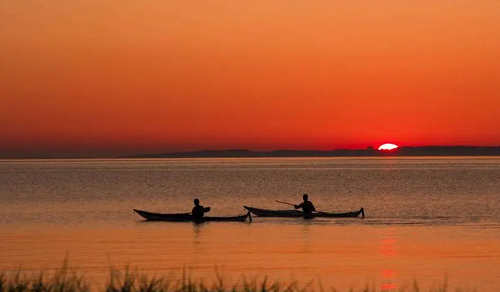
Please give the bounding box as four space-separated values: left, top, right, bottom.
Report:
120 146 500 158
2 146 500 160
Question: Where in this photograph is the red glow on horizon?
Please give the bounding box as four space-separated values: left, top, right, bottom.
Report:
1 1 500 158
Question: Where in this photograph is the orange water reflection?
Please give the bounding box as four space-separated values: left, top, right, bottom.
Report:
380 228 398 290
0 223 499 291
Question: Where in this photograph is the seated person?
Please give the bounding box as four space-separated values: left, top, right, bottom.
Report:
294 194 316 214
192 198 210 220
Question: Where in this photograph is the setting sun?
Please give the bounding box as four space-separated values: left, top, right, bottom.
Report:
378 143 399 151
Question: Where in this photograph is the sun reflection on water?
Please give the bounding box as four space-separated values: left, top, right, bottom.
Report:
380 228 398 290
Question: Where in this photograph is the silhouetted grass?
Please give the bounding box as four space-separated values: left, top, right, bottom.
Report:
0 266 475 292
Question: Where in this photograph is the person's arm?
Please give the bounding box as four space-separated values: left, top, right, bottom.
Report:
311 203 316 212
294 203 303 209
204 207 211 213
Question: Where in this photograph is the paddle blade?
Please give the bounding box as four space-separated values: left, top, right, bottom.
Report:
275 200 295 206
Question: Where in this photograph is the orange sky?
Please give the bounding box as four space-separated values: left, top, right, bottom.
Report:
1 0 500 158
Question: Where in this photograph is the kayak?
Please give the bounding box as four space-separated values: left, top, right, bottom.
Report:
133 209 252 222
243 206 364 218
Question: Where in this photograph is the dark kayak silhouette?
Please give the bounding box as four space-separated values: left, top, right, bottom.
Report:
244 206 364 218
133 209 252 222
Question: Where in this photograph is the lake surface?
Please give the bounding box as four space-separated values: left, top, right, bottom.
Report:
0 157 499 291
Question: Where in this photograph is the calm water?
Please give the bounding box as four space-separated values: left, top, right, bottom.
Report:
0 158 499 291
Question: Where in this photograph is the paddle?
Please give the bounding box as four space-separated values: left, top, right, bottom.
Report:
275 200 295 207
275 200 323 214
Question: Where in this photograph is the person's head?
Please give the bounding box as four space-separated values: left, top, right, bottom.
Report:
303 194 308 201
194 198 200 206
